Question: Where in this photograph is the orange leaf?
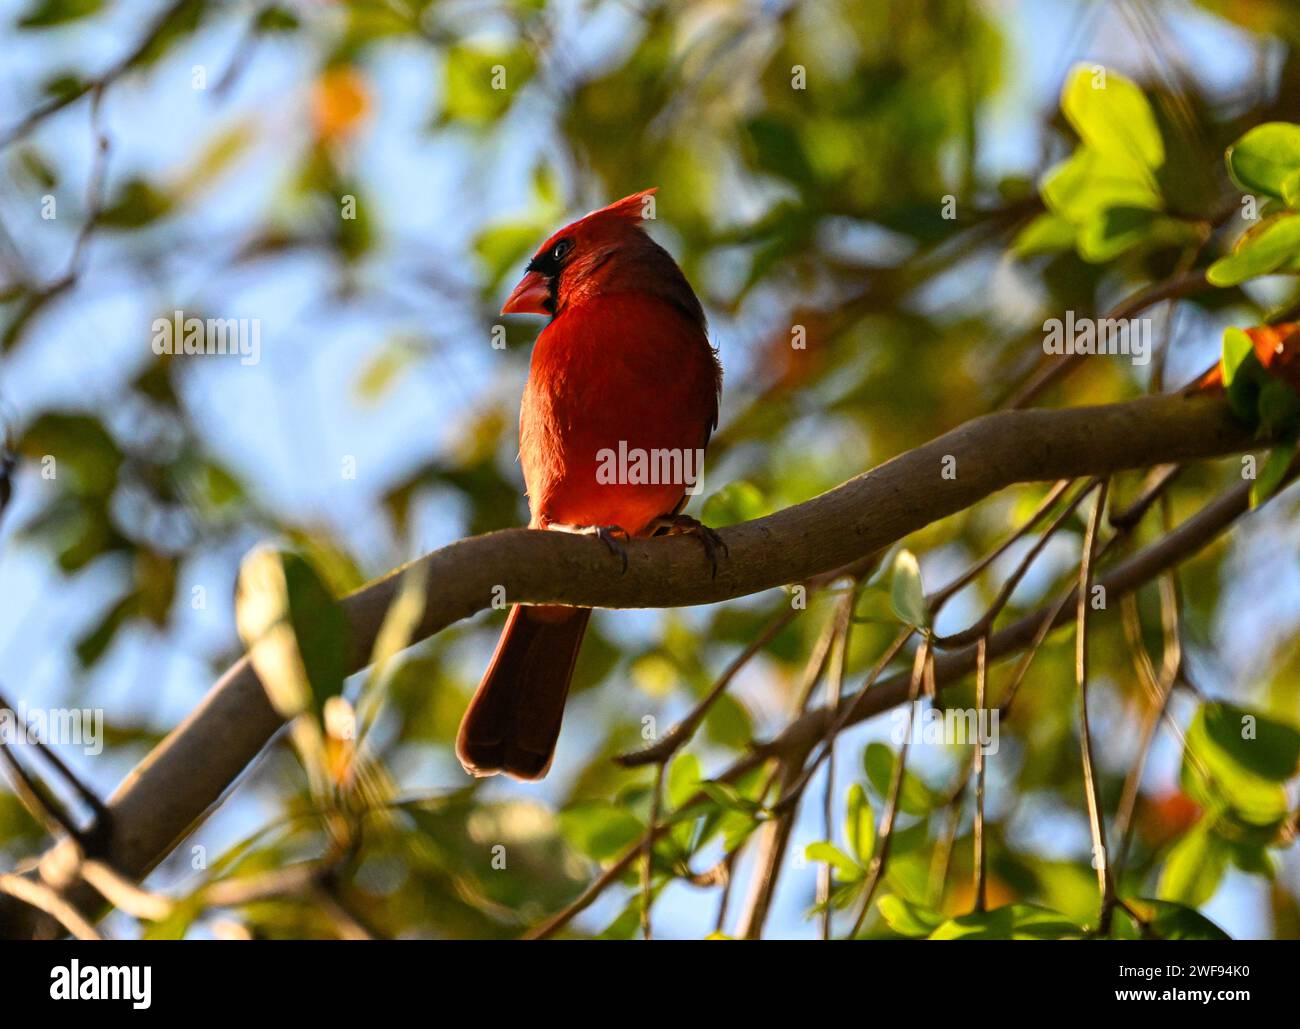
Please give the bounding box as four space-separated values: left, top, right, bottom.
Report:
311 66 370 142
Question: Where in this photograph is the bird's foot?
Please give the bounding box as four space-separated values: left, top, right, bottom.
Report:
649 514 728 578
551 522 631 573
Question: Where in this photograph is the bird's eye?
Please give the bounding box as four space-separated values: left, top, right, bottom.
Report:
551 239 573 261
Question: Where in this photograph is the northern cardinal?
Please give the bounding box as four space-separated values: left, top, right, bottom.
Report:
456 189 723 780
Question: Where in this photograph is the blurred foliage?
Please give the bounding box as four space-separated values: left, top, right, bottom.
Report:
0 0 1299 940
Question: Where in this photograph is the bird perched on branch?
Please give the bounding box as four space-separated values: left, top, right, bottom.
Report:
456 189 723 781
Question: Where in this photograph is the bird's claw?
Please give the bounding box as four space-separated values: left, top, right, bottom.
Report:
592 525 631 573
547 522 631 572
651 514 728 578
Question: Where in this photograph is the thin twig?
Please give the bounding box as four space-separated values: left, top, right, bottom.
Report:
928 478 1073 612
1002 270 1210 409
935 478 1100 648
848 636 931 939
0 874 101 940
1075 480 1113 933
641 761 665 941
616 604 800 767
928 758 973 909
973 633 989 912
772 626 913 813
818 595 855 939
81 860 173 921
0 0 197 151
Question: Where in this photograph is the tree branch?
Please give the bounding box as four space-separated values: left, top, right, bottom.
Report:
1 391 1266 937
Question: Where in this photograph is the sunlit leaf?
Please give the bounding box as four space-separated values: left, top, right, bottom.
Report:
441 43 535 125
667 753 702 810
701 481 769 526
558 802 644 862
1180 702 1300 827
1125 898 1231 941
805 841 861 880
235 546 347 721
889 549 928 628
1226 122 1300 202
1061 64 1164 173
877 894 944 938
929 904 1082 940
845 783 875 864
1011 212 1076 257
1207 213 1300 286
1158 820 1229 907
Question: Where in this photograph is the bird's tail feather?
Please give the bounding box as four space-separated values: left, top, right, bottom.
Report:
456 604 590 780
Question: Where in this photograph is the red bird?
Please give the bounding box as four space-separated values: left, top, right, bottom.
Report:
456 189 723 780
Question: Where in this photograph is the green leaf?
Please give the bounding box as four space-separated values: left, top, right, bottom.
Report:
1221 327 1267 423
1283 169 1300 209
1257 378 1300 438
1181 703 1300 828
254 5 299 32
235 546 347 721
1078 207 1162 263
140 896 202 940
745 116 816 187
877 894 943 938
1062 64 1164 173
719 809 760 852
1225 122 1300 202
558 802 644 862
889 549 928 628
805 841 861 880
1251 441 1297 508
845 783 875 864
1181 702 1300 828
929 904 1082 940
1158 821 1229 907
1207 213 1300 286
666 753 702 810
1221 327 1255 389
596 887 658 939
1126 899 1231 940
1042 148 1161 226
18 413 122 497
1011 212 1077 257
441 43 535 125
74 593 135 668
97 177 173 228
17 0 103 29
1229 841 1275 879
703 691 753 749
356 337 423 404
701 481 769 526
863 742 939 815
698 780 760 814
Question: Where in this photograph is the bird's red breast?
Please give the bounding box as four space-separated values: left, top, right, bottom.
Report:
511 189 720 536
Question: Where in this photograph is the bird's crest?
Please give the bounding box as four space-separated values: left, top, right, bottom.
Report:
587 188 657 226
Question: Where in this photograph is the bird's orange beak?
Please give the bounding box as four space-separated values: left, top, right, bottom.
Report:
502 270 550 316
